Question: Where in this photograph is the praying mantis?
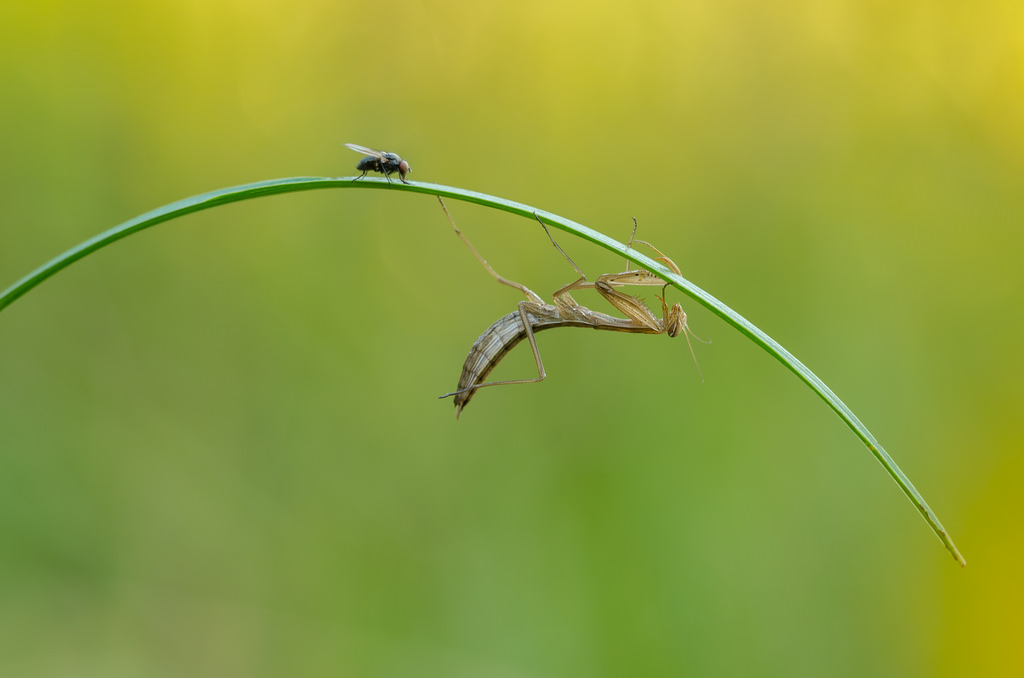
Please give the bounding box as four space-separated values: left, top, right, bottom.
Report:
437 197 704 418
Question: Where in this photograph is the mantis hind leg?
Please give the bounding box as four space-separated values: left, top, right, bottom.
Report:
439 197 545 304
440 301 549 418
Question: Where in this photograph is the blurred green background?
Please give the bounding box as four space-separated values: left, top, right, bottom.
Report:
1 1 1021 675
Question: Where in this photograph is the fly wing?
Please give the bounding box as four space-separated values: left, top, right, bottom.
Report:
344 143 384 159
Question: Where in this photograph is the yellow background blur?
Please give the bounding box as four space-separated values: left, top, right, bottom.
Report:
2 1 1022 676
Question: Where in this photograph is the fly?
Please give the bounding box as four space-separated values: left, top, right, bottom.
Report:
345 143 411 184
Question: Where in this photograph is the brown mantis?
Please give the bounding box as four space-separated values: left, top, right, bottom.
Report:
437 197 704 418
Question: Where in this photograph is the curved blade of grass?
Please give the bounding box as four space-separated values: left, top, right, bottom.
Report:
0 177 965 565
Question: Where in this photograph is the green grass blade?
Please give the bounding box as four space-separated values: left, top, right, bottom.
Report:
0 176 965 565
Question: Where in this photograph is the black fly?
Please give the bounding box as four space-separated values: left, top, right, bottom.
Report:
345 143 411 184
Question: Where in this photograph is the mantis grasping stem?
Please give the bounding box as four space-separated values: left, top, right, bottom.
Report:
437 197 703 418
